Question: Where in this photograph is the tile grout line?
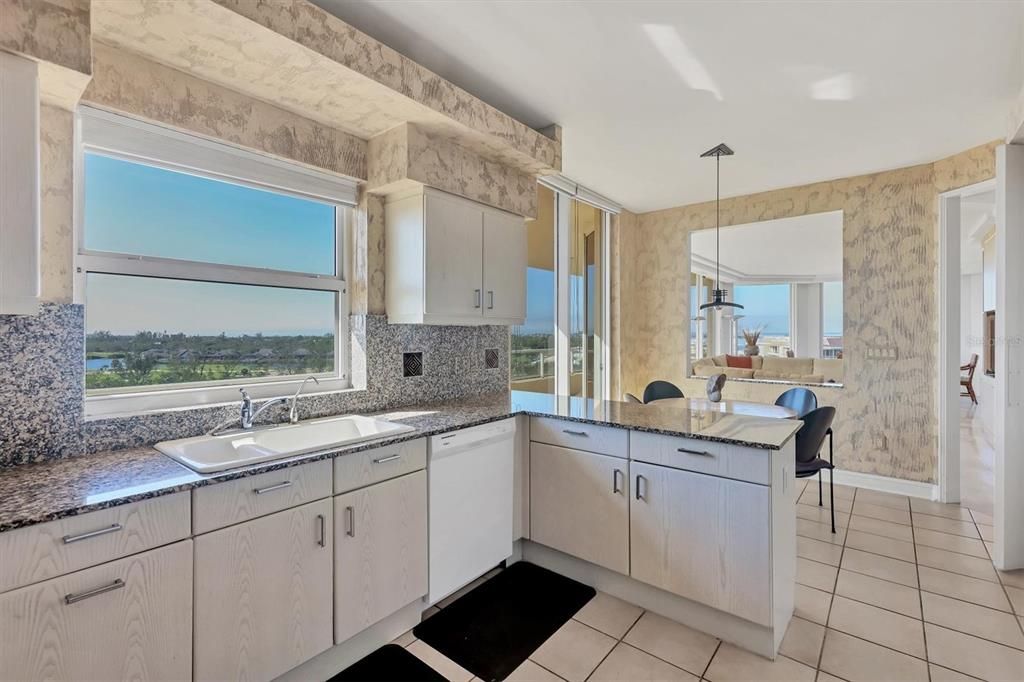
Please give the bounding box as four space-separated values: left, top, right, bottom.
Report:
908 495 932 682
971 506 1024 640
579 609 649 682
815 483 854 678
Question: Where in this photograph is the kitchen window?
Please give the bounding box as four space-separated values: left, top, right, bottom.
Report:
77 107 357 417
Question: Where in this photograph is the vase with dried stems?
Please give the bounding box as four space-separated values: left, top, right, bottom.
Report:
742 327 763 356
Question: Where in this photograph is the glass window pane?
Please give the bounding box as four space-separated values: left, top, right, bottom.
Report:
85 273 336 391
569 199 603 399
733 284 791 356
511 185 555 394
822 281 843 359
83 153 336 275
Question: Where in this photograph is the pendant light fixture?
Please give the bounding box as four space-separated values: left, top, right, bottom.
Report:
698 142 743 312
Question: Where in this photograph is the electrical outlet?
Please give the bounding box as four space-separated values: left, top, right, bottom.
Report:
866 347 899 360
873 433 888 451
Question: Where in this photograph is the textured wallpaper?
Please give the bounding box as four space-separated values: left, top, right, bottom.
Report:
368 123 538 218
617 141 1000 483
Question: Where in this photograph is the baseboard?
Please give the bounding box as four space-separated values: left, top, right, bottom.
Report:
829 468 938 500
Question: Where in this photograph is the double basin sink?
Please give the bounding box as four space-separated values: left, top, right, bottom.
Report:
156 414 415 473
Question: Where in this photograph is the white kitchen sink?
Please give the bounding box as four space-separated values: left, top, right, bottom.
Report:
156 414 416 473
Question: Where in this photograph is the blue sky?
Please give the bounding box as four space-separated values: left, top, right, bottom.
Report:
694 282 843 336
84 154 337 336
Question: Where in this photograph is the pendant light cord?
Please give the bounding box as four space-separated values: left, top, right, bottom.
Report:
715 153 721 291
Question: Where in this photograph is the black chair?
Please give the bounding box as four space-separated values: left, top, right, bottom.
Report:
623 392 643 404
775 387 818 418
795 406 837 533
642 380 684 404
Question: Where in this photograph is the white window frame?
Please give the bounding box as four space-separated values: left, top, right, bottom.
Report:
75 107 356 418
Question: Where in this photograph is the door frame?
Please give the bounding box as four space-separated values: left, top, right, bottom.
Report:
937 178 994 504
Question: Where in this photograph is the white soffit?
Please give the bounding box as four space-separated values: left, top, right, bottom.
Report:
690 211 842 282
313 0 1024 213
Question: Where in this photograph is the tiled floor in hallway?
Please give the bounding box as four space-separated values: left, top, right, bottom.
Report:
393 481 1024 681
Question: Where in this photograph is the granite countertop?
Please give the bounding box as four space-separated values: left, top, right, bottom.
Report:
0 391 803 533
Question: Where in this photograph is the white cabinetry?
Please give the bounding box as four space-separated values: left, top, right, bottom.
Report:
530 442 629 574
385 187 526 325
0 51 40 315
0 541 193 681
629 461 772 625
194 499 333 681
334 470 428 644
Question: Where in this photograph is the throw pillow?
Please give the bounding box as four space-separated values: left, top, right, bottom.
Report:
725 354 753 369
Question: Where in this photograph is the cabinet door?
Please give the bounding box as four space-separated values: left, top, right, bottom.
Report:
482 208 527 321
0 540 192 681
424 190 484 318
194 499 333 681
530 443 629 573
334 470 428 644
630 461 772 625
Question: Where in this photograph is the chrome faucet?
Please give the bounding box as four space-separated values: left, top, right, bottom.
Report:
239 388 289 430
288 376 320 424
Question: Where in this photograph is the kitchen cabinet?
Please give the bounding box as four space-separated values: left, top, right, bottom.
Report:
530 442 629 574
0 52 40 315
194 499 333 681
629 460 772 626
0 541 193 681
385 187 526 325
334 470 428 644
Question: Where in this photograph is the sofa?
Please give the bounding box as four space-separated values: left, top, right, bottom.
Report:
691 354 843 384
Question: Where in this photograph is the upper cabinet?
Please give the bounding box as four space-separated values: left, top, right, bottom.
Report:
0 52 41 315
386 187 526 325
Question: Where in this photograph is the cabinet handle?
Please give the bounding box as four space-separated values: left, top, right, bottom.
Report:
487 291 494 309
62 523 123 544
613 468 623 494
372 454 402 464
64 578 125 605
562 429 588 437
677 447 714 457
253 481 292 495
316 514 326 548
635 474 646 501
474 289 482 308
345 505 355 537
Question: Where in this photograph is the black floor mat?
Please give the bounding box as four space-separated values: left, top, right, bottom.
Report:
328 643 447 682
412 562 595 682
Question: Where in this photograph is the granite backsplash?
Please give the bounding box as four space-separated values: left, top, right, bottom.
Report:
0 303 509 467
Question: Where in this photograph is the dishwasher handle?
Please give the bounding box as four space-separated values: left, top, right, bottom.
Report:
429 419 516 458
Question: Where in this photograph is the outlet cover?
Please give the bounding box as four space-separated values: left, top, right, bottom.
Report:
402 352 423 377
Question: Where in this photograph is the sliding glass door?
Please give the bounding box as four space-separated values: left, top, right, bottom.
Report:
511 184 610 399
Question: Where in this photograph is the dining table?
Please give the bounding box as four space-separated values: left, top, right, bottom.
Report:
652 396 800 420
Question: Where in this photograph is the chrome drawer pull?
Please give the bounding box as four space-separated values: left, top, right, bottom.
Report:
254 481 292 495
345 506 355 537
372 454 402 464
62 523 123 545
562 429 589 437
613 469 623 494
474 289 482 309
635 474 646 501
487 291 495 309
677 447 714 457
316 514 326 548
65 579 124 605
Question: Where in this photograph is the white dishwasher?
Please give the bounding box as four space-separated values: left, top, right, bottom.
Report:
428 419 515 604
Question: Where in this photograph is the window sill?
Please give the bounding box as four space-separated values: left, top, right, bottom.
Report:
84 377 358 421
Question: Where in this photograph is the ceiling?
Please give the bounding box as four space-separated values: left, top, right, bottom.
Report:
312 0 1023 213
690 211 843 283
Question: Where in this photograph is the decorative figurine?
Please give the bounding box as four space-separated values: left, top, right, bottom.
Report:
706 372 727 403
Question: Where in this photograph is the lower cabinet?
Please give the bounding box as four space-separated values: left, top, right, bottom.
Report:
530 443 629 573
194 499 333 682
629 461 772 625
0 540 193 681
334 470 428 644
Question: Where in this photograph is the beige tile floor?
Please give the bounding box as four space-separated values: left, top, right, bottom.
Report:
392 480 1024 681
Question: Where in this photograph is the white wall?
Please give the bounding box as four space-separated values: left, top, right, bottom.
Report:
791 283 822 358
960 274 984 364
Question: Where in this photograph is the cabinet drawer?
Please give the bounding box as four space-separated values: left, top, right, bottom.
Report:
530 417 628 458
193 460 332 535
334 438 426 494
0 540 193 681
0 492 190 594
629 431 771 485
